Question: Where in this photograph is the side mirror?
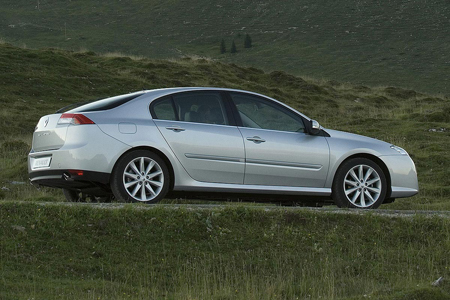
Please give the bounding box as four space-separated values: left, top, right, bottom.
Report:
308 120 322 135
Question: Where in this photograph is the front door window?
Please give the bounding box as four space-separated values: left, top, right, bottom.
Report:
230 93 305 133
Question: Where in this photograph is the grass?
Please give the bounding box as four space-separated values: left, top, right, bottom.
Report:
1 201 450 299
0 43 449 209
1 0 450 95
0 44 449 299
1 6 449 299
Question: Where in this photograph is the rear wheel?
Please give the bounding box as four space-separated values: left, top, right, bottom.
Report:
332 158 387 209
111 150 170 203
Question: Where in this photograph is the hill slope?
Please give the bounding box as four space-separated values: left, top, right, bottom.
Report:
0 43 449 209
1 0 449 94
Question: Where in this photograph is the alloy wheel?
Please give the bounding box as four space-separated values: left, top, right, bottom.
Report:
122 156 164 202
343 164 382 208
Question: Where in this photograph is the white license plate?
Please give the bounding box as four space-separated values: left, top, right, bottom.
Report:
32 156 52 170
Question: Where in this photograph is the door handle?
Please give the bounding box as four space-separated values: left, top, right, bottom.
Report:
165 126 185 132
246 136 266 143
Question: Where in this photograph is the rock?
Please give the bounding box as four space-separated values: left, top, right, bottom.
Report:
10 181 26 185
11 225 26 233
432 276 444 287
428 128 447 133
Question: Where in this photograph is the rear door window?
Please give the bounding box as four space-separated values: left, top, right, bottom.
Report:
151 91 229 125
152 97 177 121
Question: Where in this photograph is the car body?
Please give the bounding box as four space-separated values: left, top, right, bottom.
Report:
28 87 418 208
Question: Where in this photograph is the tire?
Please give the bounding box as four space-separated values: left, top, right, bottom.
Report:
111 150 170 203
62 189 113 203
332 158 387 209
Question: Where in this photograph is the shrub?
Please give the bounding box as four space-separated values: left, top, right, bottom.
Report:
231 40 237 53
244 33 252 48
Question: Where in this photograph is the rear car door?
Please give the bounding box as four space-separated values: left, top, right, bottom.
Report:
229 92 330 187
151 91 245 184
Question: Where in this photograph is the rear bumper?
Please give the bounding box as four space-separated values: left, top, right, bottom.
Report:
28 124 130 175
29 169 110 190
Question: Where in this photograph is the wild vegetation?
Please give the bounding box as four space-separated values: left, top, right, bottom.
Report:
1 202 450 300
1 0 449 94
0 43 450 299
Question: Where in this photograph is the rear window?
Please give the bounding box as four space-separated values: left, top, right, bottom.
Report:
61 92 145 113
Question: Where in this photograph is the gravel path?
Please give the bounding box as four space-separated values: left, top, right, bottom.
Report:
5 201 450 219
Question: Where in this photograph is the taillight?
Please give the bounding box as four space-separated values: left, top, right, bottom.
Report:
68 169 84 176
58 113 95 125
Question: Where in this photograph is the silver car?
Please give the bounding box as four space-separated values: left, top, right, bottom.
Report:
28 87 418 208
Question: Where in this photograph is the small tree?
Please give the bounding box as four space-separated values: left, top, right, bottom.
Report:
231 40 237 53
244 34 252 48
220 39 226 54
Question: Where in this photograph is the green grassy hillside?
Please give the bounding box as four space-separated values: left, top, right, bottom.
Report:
1 43 450 300
1 202 450 299
1 0 449 94
0 43 449 209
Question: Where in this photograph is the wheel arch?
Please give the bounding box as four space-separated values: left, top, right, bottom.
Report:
332 153 392 198
112 146 176 192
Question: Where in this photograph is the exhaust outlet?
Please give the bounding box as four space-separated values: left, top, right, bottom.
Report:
63 172 74 181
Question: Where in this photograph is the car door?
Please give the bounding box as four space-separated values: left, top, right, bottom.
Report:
151 91 245 184
229 92 330 187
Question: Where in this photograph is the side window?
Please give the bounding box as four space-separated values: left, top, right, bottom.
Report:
230 93 305 132
151 97 177 121
172 92 228 125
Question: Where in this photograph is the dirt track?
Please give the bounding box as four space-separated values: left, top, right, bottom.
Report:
9 201 450 219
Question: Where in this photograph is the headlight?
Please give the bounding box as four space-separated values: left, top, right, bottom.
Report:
390 145 408 155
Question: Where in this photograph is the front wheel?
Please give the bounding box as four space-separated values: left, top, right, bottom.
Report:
111 150 170 203
332 158 387 209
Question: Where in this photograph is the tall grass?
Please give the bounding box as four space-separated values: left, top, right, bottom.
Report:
1 202 450 299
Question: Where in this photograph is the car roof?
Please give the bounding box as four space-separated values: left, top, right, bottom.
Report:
137 87 311 121
140 87 258 98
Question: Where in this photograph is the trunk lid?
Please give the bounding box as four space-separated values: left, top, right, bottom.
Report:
32 114 68 152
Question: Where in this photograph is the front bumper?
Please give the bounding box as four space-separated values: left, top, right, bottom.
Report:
379 154 419 198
